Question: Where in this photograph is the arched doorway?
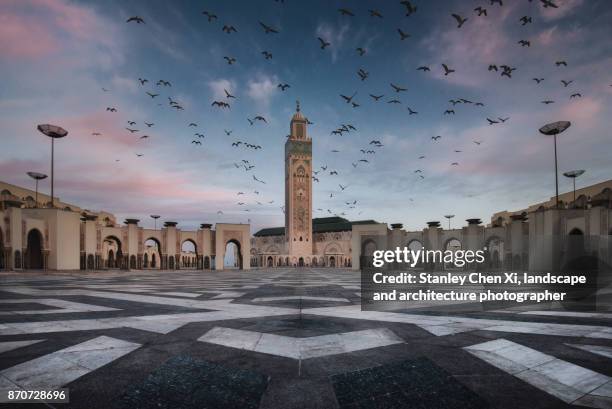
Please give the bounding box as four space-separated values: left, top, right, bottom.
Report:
566 228 585 270
267 256 273 267
144 238 160 269
224 240 242 269
102 236 122 269
298 257 304 267
25 229 43 269
312 257 318 267
0 227 4 270
181 239 198 268
329 256 336 267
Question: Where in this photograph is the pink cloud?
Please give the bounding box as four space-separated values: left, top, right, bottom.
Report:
0 0 115 60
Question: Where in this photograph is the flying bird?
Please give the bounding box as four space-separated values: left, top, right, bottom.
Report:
397 28 410 40
212 100 231 109
356 47 366 56
442 64 455 75
452 14 468 28
520 16 532 25
561 80 573 87
533 78 544 83
224 56 236 65
318 37 331 49
259 21 279 34
222 25 237 34
278 83 290 91
417 66 430 72
474 7 487 16
390 83 407 92
126 16 145 24
369 94 384 101
338 8 355 16
202 11 217 22
224 89 236 99
262 51 273 59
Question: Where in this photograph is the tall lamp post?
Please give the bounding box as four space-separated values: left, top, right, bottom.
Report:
37 124 68 208
563 169 585 202
444 214 455 230
150 214 160 229
538 121 571 209
26 172 47 208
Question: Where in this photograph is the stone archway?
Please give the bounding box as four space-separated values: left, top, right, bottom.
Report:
267 256 274 267
103 236 122 269
329 256 336 267
0 227 4 270
298 257 304 267
25 229 43 269
144 238 161 269
224 239 242 269
181 239 198 269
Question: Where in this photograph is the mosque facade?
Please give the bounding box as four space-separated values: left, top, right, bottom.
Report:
0 105 611 272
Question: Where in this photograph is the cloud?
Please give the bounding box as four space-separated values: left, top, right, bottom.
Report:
208 79 237 100
246 74 278 108
539 0 585 21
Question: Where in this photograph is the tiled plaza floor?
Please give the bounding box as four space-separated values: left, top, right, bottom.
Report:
0 268 611 409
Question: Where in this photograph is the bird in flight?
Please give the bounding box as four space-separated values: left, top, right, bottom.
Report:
106 107 117 112
369 94 384 101
498 117 510 123
189 123 198 127
138 78 148 85
570 93 582 98
518 40 530 47
126 16 145 24
125 128 139 133
224 56 236 65
278 83 290 91
520 16 532 25
357 69 369 81
224 89 236 99
474 7 487 16
222 25 237 34
368 9 383 18
318 37 331 49
487 118 499 125
397 28 410 40
144 122 154 127
262 51 273 60
212 101 230 109
157 80 171 87
340 92 357 104
390 83 407 92
541 100 555 104
339 184 347 191
533 78 544 84
452 14 468 28
442 64 455 75
338 8 355 16
417 66 430 72
259 21 279 34
541 0 559 9
561 80 573 87
431 136 441 141
146 91 159 98
444 109 455 115
555 60 567 67
136 153 144 157
202 11 217 22
128 121 136 126
401 1 417 16
407 107 418 115
356 47 366 56
253 115 267 123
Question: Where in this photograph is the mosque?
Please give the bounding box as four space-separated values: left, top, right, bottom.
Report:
0 104 611 272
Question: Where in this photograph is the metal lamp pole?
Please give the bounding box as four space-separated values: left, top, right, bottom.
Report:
538 121 571 209
37 124 68 208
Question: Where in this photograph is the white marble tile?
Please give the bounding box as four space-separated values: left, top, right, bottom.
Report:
0 336 139 389
566 344 612 360
466 338 612 408
0 340 44 354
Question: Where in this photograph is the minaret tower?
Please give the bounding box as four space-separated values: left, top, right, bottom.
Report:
285 101 313 257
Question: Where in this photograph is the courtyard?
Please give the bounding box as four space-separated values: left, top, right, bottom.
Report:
0 268 611 409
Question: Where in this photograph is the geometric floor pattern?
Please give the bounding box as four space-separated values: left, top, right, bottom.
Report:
0 268 611 408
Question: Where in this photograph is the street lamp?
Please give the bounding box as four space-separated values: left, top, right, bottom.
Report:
444 214 455 230
150 214 160 229
37 124 68 208
563 169 585 202
26 172 47 208
538 121 571 209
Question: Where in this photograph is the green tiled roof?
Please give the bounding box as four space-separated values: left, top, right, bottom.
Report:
253 217 379 237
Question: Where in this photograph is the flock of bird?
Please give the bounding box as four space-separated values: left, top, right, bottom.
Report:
91 0 589 224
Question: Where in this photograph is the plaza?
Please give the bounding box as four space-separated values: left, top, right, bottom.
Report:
1 267 612 408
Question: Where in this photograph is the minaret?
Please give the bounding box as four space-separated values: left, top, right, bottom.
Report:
285 101 313 257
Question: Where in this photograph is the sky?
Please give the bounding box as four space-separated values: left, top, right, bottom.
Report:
1 0 611 233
